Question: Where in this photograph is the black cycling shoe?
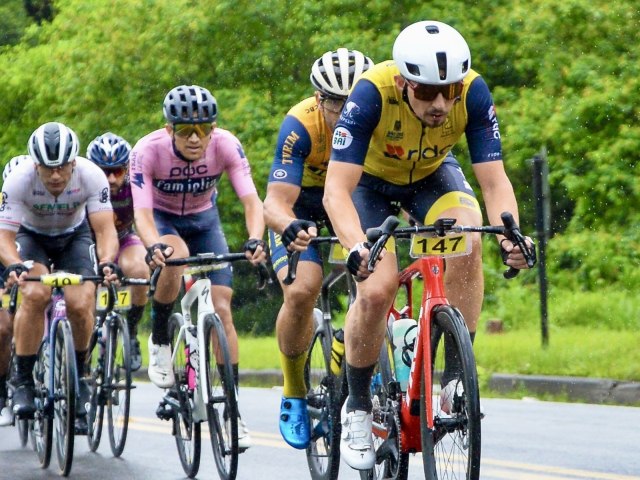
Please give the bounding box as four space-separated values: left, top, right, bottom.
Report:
74 415 88 435
130 337 142 372
76 378 91 417
12 384 36 419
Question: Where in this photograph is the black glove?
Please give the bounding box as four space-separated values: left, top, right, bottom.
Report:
98 261 123 280
281 220 316 249
243 238 266 254
2 263 30 282
145 243 171 264
346 242 369 279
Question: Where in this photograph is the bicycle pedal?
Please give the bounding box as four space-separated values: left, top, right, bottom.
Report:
155 401 173 421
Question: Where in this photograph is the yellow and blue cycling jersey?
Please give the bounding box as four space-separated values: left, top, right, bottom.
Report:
268 96 332 188
331 61 502 185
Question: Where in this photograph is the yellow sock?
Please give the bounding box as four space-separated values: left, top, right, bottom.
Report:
280 351 308 398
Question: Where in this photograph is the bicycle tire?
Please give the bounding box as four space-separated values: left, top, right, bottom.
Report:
53 320 76 476
204 313 238 480
106 314 132 457
361 332 409 480
305 321 341 480
87 325 105 452
169 312 201 478
17 418 30 447
420 305 481 480
32 340 52 467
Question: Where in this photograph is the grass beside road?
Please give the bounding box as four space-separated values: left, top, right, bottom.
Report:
235 326 640 382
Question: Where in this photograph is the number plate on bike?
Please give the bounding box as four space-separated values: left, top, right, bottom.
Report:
96 286 132 311
409 233 470 258
328 243 348 264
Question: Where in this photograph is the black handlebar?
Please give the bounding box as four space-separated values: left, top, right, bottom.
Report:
148 252 271 296
364 213 536 279
283 236 340 285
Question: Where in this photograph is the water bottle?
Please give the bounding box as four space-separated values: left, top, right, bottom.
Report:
330 328 345 376
392 316 418 391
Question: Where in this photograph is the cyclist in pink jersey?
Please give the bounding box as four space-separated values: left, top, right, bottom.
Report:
87 132 149 371
130 84 266 449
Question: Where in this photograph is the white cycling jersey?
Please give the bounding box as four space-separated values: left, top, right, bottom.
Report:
0 156 112 235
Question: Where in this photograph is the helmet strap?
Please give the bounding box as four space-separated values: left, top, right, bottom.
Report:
171 137 196 163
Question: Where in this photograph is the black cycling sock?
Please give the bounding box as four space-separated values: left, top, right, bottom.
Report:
0 374 7 399
151 300 174 345
127 304 145 337
442 329 476 386
13 355 37 386
469 331 476 344
76 350 88 377
345 363 376 413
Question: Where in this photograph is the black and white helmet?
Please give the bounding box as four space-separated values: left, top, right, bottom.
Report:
393 21 471 84
310 48 374 98
2 155 30 181
27 122 79 168
163 85 218 124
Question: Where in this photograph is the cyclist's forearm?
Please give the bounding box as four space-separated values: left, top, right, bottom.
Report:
133 208 162 247
0 228 21 265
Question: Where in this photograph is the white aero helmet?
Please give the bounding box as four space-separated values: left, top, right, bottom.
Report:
2 155 31 181
28 122 80 168
310 48 374 98
393 21 471 85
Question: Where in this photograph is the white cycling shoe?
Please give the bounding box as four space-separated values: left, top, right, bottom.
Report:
440 378 464 415
147 335 175 388
225 417 252 450
340 402 375 470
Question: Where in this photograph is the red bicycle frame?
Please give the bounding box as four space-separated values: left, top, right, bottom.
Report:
387 255 449 453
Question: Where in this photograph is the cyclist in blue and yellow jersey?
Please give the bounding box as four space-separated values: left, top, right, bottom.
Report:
323 21 535 470
263 48 373 449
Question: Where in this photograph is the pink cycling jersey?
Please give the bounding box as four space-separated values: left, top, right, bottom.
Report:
129 128 257 215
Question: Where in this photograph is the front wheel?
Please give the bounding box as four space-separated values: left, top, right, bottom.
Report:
169 313 201 478
106 314 132 457
421 305 481 480
87 323 105 452
32 340 53 468
204 313 238 480
305 321 341 480
53 320 76 476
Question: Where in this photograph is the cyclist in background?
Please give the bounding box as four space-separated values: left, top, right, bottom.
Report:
130 84 266 449
87 132 149 371
323 21 535 470
263 48 373 449
0 123 119 434
0 155 31 426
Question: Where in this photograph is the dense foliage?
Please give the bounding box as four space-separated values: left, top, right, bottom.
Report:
1 0 638 333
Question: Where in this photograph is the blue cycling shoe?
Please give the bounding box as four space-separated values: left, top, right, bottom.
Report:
279 397 310 449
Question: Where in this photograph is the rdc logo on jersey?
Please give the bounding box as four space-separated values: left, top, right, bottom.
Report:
332 127 353 150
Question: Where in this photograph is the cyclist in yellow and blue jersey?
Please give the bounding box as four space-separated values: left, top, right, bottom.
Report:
323 21 535 470
263 48 373 450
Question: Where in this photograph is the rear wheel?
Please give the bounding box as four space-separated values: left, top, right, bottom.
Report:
205 313 238 480
421 305 481 480
32 340 52 468
361 332 409 480
305 319 341 480
169 313 201 478
106 314 132 457
87 323 105 452
53 320 76 476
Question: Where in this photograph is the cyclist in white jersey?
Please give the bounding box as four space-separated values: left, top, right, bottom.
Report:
0 123 119 435
130 85 266 449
